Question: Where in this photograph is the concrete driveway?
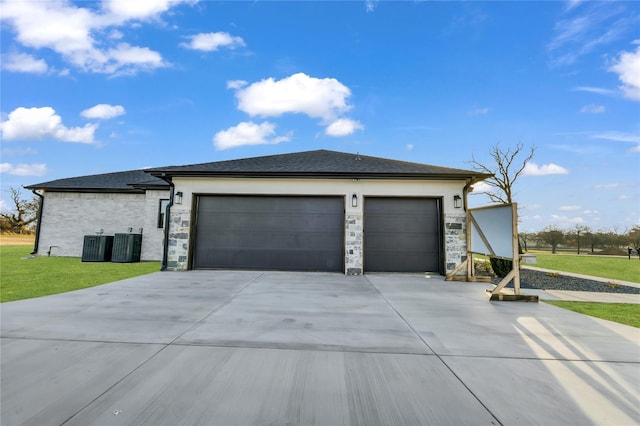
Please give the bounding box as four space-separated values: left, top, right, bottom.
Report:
1 271 639 426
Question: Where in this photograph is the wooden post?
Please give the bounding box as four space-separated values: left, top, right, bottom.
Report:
512 203 520 295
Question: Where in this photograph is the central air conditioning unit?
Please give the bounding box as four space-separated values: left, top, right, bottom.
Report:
111 233 142 263
82 235 114 262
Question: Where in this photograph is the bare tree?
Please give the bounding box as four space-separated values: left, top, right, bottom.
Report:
567 224 588 255
469 143 535 204
537 226 565 254
0 187 39 234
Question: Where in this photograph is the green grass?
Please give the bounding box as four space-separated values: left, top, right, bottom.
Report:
0 245 160 302
545 301 640 328
526 252 640 283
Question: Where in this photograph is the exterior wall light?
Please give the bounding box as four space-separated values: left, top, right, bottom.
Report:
352 193 358 208
453 195 462 209
175 191 183 205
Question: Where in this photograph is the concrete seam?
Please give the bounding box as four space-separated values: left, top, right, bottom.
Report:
363 275 504 426
58 273 264 426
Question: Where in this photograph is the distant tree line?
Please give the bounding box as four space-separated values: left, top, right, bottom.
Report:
520 225 640 255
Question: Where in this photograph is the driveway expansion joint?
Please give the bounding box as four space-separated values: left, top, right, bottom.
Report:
363 275 505 426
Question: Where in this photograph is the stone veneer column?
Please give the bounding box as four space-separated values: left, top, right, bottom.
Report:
345 214 363 275
444 214 467 276
166 209 190 271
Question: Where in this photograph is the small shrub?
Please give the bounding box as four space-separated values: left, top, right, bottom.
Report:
490 257 512 278
474 258 493 275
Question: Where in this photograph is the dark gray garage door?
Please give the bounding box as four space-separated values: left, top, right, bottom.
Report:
193 195 344 271
364 197 442 273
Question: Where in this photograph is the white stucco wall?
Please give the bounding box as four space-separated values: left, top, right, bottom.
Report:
37 190 168 261
165 177 468 274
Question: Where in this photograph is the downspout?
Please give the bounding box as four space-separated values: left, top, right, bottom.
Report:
462 177 475 211
158 175 174 271
463 178 475 281
30 189 44 255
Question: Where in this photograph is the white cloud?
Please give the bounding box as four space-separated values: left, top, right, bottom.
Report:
102 0 196 21
81 104 125 119
406 144 414 151
523 203 543 210
579 104 605 113
550 214 584 224
559 205 581 211
609 45 640 101
181 32 245 52
468 107 490 115
366 1 378 13
2 52 48 73
227 80 248 90
213 121 290 150
233 73 352 121
325 118 364 137
0 163 47 176
547 4 636 67
0 107 97 143
591 131 640 143
523 162 569 176
104 43 166 74
572 86 617 96
565 0 583 12
0 0 191 75
594 183 621 190
470 181 492 193
0 147 38 157
591 131 640 152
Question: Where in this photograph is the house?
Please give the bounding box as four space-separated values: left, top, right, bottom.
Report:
26 150 490 275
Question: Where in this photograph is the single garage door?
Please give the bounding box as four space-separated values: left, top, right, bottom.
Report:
193 195 344 271
364 197 442 273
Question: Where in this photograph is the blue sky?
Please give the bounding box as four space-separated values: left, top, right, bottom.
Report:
1 0 638 233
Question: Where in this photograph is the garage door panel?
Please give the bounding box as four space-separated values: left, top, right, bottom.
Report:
364 198 441 273
194 196 344 271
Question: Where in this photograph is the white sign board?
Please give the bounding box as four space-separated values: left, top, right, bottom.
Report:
469 204 515 259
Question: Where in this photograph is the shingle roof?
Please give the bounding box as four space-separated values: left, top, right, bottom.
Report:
25 150 490 192
147 149 489 180
25 169 169 192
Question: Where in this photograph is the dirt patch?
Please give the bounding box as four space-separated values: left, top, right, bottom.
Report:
0 235 35 246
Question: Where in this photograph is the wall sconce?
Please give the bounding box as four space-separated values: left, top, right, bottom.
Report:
351 193 358 208
175 191 183 205
453 195 462 209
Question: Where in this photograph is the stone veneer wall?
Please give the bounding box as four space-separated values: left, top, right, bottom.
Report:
166 208 190 270
444 213 467 276
345 214 363 275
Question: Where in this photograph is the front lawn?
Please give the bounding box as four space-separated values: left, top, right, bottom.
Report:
527 253 640 283
0 245 160 302
545 301 640 328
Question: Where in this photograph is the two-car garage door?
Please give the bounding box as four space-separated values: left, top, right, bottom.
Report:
193 195 344 271
192 195 442 273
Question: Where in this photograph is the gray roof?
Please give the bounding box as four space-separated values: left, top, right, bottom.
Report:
26 150 490 192
25 169 169 193
147 149 488 180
